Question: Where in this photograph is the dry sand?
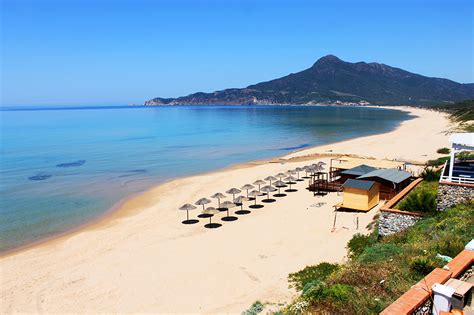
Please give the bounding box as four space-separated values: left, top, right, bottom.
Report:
0 106 452 314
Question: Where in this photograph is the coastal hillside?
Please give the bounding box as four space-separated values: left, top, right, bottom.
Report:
145 55 474 106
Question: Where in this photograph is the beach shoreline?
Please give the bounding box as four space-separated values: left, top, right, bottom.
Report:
0 106 453 314
0 105 423 258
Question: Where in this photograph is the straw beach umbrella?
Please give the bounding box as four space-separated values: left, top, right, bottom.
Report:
295 167 304 181
220 201 238 221
235 196 251 215
273 180 287 197
240 184 255 198
253 180 266 192
302 166 311 179
195 198 211 211
261 185 277 203
286 174 297 185
211 192 226 209
202 207 221 229
179 203 198 224
276 172 286 180
264 175 277 187
285 176 298 192
226 188 241 203
248 190 263 209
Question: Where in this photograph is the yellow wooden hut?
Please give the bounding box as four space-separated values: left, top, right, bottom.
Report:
339 179 379 212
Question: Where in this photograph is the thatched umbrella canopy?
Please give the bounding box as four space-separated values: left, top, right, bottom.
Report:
295 167 304 181
264 175 277 187
226 188 241 202
261 185 277 201
248 190 263 208
302 165 311 178
211 192 226 208
179 203 197 223
220 200 236 217
253 179 266 195
273 180 287 197
275 172 286 181
202 206 221 228
235 196 251 215
285 176 298 191
240 184 255 198
195 197 211 211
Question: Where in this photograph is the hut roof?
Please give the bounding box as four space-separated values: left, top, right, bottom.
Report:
343 179 376 191
358 168 412 184
340 164 378 177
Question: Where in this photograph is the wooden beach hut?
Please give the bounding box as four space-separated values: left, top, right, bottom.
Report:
357 168 412 200
338 179 379 212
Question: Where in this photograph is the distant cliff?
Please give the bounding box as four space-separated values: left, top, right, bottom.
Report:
145 55 474 106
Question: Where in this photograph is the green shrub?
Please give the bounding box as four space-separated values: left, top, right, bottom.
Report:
301 279 326 301
435 234 466 258
398 187 437 213
427 156 449 167
323 284 355 302
288 262 340 291
436 147 450 154
347 233 375 259
357 243 402 264
419 168 441 182
409 256 439 276
242 301 264 315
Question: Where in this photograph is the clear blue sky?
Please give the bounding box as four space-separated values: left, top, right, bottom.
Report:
1 0 473 106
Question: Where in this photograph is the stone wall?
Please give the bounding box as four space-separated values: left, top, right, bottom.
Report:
437 182 474 211
378 210 422 237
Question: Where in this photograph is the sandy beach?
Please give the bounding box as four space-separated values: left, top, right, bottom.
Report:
0 106 452 314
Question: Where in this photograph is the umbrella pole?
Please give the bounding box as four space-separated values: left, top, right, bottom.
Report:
254 198 257 205
209 216 212 224
218 198 220 208
187 210 189 221
227 209 229 217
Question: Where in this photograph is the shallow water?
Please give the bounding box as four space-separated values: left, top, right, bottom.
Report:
0 105 413 252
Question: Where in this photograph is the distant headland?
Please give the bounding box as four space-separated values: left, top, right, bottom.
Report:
144 55 474 106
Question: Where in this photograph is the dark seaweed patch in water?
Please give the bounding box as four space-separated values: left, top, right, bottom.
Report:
279 144 310 151
56 160 86 167
118 169 147 178
28 174 52 181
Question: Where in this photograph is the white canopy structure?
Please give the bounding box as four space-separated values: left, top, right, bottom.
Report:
443 133 474 184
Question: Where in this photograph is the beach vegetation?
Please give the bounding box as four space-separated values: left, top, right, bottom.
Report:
284 201 474 314
397 181 438 213
436 147 450 154
419 167 441 182
242 301 264 315
288 262 340 291
346 232 376 259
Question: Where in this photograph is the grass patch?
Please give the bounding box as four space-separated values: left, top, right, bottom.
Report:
284 201 474 314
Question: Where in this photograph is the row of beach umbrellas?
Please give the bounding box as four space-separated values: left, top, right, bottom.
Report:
179 162 326 229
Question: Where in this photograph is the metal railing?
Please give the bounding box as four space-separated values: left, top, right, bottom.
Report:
439 161 474 184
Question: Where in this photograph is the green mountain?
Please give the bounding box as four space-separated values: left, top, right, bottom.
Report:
145 55 474 106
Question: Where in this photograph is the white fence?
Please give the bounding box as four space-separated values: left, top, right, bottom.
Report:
439 161 474 184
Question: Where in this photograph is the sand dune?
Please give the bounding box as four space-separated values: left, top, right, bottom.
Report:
0 106 451 314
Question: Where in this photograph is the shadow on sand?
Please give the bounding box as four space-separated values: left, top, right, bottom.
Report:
235 210 251 215
182 219 199 225
204 223 222 229
222 216 238 222
249 204 264 209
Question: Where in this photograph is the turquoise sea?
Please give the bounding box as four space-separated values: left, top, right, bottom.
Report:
0 105 413 252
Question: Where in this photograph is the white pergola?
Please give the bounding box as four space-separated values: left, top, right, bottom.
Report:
446 133 474 182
